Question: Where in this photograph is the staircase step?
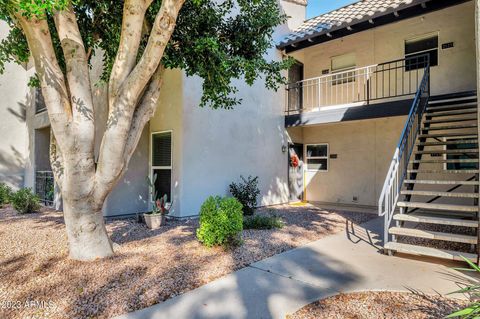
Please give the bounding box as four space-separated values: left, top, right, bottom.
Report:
426 102 477 112
423 116 478 124
418 132 478 139
407 169 479 174
429 95 476 104
389 227 477 244
422 124 478 131
401 189 479 198
393 213 478 227
403 179 479 185
397 201 478 212
384 242 477 262
425 109 478 117
410 158 479 164
414 149 478 155
417 139 478 147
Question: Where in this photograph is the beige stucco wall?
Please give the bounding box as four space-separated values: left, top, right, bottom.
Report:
0 22 30 189
294 116 407 207
295 2 476 96
149 68 184 217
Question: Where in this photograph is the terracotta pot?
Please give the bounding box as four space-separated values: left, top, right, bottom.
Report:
143 213 166 229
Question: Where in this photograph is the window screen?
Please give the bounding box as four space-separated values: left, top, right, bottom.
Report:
151 132 172 201
405 34 438 71
306 144 329 171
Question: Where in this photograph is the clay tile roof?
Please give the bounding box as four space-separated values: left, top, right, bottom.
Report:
278 0 427 48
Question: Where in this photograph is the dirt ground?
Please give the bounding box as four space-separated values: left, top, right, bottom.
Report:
0 203 374 319
287 291 467 319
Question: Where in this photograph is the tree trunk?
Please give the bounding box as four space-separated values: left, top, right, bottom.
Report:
63 199 114 261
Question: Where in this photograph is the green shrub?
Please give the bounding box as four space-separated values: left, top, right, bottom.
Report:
0 183 13 206
196 196 243 247
229 175 260 216
447 256 480 318
243 215 283 230
11 188 41 214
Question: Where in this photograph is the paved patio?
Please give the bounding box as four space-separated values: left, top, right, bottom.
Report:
117 216 476 319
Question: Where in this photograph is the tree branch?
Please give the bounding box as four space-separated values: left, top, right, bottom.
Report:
108 0 154 107
124 65 165 164
94 0 184 204
49 131 64 191
54 6 95 154
15 13 72 152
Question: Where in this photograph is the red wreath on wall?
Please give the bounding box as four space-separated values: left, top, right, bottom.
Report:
290 154 299 168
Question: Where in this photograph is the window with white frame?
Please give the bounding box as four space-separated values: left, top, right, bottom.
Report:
331 53 356 85
151 131 172 202
405 33 438 71
306 144 329 171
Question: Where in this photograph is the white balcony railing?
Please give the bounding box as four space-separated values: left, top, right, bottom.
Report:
285 56 429 114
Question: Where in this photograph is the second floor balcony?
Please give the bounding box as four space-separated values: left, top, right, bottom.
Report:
285 56 430 124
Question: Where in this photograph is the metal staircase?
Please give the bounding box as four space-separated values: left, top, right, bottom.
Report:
378 64 480 262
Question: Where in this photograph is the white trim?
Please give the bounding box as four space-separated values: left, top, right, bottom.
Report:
149 130 173 205
305 143 329 172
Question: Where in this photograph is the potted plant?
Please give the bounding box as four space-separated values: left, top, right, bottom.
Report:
144 175 171 229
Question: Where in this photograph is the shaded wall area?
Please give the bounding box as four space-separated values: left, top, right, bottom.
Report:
289 116 406 207
0 22 30 189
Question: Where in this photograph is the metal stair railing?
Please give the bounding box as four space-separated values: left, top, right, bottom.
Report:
378 56 430 248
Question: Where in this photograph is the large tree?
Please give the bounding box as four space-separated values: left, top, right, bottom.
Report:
0 0 290 260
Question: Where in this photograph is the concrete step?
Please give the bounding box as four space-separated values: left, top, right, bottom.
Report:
384 242 477 262
418 132 478 139
417 139 478 147
407 169 479 174
423 116 477 124
401 189 479 198
403 179 479 185
414 149 478 155
429 95 476 105
410 158 478 164
389 227 477 244
426 102 477 112
425 108 477 118
397 201 478 212
422 124 478 131
393 213 478 227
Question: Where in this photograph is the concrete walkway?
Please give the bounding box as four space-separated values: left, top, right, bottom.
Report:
117 217 476 319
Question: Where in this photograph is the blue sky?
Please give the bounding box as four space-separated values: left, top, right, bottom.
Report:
307 1 358 19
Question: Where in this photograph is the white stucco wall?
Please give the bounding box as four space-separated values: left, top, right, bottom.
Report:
0 22 30 189
296 2 476 96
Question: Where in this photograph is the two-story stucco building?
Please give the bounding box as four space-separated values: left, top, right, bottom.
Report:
2 0 480 262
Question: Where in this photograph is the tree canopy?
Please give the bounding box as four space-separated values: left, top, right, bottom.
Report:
0 0 291 108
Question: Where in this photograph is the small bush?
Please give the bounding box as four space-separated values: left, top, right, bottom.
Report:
0 183 13 206
11 188 41 214
196 196 243 247
243 215 283 230
229 175 260 216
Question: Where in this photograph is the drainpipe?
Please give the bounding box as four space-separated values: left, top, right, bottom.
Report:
476 0 480 265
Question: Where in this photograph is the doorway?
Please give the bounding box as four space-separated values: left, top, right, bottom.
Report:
288 143 304 202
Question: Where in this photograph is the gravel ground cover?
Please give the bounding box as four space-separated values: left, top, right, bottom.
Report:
0 203 374 319
287 291 467 319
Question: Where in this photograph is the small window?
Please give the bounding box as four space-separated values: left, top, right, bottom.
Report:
306 144 329 171
331 53 356 85
405 33 438 71
151 131 172 202
445 138 478 171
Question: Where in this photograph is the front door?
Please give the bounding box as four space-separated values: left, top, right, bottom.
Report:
288 143 304 202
